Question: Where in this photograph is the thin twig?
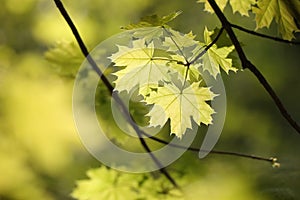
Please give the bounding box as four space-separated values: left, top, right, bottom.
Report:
143 133 278 165
230 23 300 45
207 0 300 134
53 0 178 188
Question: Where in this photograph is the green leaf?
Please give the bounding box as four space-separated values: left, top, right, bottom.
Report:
110 39 171 94
253 0 300 40
122 11 182 30
199 27 237 78
141 77 216 138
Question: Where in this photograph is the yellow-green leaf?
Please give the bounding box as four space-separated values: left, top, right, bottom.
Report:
142 80 216 138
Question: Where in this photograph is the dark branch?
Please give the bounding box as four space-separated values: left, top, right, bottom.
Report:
53 0 178 188
207 0 300 134
230 23 300 45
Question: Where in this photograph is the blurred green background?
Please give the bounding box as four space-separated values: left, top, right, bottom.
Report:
0 0 299 199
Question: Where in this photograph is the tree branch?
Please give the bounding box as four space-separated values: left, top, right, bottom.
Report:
53 0 178 188
230 23 300 45
143 133 279 166
207 0 300 134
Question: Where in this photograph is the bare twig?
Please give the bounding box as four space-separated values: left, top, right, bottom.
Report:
230 23 300 45
207 0 300 134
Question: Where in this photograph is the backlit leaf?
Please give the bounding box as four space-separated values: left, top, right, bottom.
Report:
142 77 216 138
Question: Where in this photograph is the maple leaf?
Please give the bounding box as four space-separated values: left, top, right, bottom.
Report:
197 27 237 78
110 39 171 93
253 0 300 40
142 77 216 138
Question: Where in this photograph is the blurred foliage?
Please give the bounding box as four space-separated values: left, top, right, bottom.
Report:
0 0 299 199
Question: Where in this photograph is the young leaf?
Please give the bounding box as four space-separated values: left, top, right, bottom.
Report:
253 0 300 40
110 39 171 93
142 77 216 138
199 27 237 78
